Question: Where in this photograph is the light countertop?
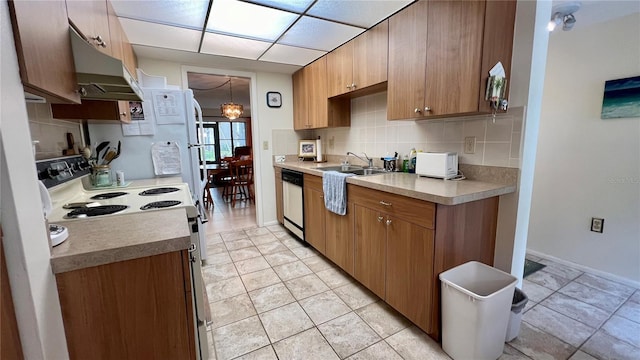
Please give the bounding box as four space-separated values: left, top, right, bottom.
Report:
274 161 516 205
50 208 191 274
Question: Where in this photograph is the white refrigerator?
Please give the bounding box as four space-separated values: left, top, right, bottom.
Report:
87 88 208 261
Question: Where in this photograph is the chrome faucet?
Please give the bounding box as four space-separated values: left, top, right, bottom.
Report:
346 152 373 168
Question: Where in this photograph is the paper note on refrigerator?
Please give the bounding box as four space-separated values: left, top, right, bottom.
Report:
151 141 182 175
152 90 186 125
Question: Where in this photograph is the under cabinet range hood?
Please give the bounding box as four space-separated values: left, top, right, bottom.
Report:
69 29 143 102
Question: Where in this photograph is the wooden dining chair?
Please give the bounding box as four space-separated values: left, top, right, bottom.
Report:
228 159 254 206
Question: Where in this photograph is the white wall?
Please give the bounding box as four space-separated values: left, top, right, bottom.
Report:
0 2 69 358
528 13 640 283
134 58 294 225
28 103 84 159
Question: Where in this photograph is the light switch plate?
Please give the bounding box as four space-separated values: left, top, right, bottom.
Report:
263 141 269 150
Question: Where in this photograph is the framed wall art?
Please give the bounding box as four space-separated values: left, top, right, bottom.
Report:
298 140 316 158
601 76 640 119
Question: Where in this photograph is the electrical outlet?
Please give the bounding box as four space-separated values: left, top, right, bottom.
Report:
591 217 604 233
275 155 285 163
262 141 269 150
464 136 476 154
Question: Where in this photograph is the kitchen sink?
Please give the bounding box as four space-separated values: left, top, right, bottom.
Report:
317 165 364 172
317 165 387 176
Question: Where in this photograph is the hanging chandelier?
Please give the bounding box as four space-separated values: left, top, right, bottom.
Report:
220 79 244 120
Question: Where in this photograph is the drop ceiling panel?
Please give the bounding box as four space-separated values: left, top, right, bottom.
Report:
111 0 208 29
244 0 315 13
278 16 364 51
120 18 201 52
260 44 326 66
201 33 271 60
307 0 413 28
206 0 299 41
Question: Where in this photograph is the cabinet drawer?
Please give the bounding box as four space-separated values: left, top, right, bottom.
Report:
348 184 435 229
304 173 323 192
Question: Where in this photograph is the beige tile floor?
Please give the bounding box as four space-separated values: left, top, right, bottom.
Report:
203 221 639 359
202 225 640 360
203 186 257 234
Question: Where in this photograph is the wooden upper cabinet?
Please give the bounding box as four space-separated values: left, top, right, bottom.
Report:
352 20 388 92
327 42 354 98
107 1 138 79
424 0 484 116
327 20 388 98
292 67 308 130
387 2 428 120
52 99 131 122
8 0 81 104
66 0 112 56
306 57 328 129
388 0 515 120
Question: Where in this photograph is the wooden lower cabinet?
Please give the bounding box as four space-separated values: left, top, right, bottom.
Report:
385 218 434 333
325 204 354 276
275 167 283 224
303 174 354 275
55 251 195 359
297 174 498 341
304 185 326 254
353 205 386 298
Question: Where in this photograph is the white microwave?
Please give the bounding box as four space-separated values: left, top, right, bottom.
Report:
416 152 458 179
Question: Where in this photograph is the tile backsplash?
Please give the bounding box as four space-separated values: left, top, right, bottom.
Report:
310 92 523 168
27 102 83 160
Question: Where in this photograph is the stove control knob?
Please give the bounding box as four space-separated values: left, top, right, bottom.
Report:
69 163 78 173
46 168 60 179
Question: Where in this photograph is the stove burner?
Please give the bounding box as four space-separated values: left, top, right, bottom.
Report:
90 191 128 200
138 187 180 196
140 200 182 210
65 205 128 218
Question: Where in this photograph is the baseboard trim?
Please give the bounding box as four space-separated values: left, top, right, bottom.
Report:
526 249 640 289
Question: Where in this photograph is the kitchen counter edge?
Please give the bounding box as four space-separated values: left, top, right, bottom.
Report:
50 208 191 274
274 162 516 205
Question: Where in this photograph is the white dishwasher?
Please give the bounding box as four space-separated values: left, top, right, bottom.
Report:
282 169 304 241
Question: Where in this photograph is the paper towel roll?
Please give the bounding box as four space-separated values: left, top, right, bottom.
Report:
316 137 323 162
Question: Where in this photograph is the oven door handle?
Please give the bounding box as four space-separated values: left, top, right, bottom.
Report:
194 199 208 223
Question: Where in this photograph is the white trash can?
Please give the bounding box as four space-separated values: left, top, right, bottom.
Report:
439 261 517 360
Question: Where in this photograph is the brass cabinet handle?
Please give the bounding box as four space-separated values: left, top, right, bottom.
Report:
120 112 127 117
377 216 384 222
379 201 392 206
346 85 352 89
424 106 432 112
386 219 392 226
414 108 421 114
351 83 356 89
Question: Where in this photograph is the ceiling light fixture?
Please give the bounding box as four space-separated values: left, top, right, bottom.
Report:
220 79 243 120
548 1 581 32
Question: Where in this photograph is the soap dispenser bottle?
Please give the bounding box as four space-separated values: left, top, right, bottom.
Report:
409 148 417 173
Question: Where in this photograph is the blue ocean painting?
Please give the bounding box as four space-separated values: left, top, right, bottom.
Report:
601 76 640 119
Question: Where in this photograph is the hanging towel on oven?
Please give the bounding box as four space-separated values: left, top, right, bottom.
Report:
322 171 355 215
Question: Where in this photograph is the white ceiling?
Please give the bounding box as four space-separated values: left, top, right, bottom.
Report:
111 0 414 69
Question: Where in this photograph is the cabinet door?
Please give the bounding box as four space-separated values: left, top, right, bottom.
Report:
292 68 307 130
66 0 112 55
326 41 354 98
8 1 81 104
325 201 354 276
354 205 386 298
306 57 329 129
387 1 428 120
424 0 484 116
353 20 388 91
386 217 434 332
52 99 128 121
304 187 326 254
107 1 138 80
55 251 193 359
275 168 284 224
